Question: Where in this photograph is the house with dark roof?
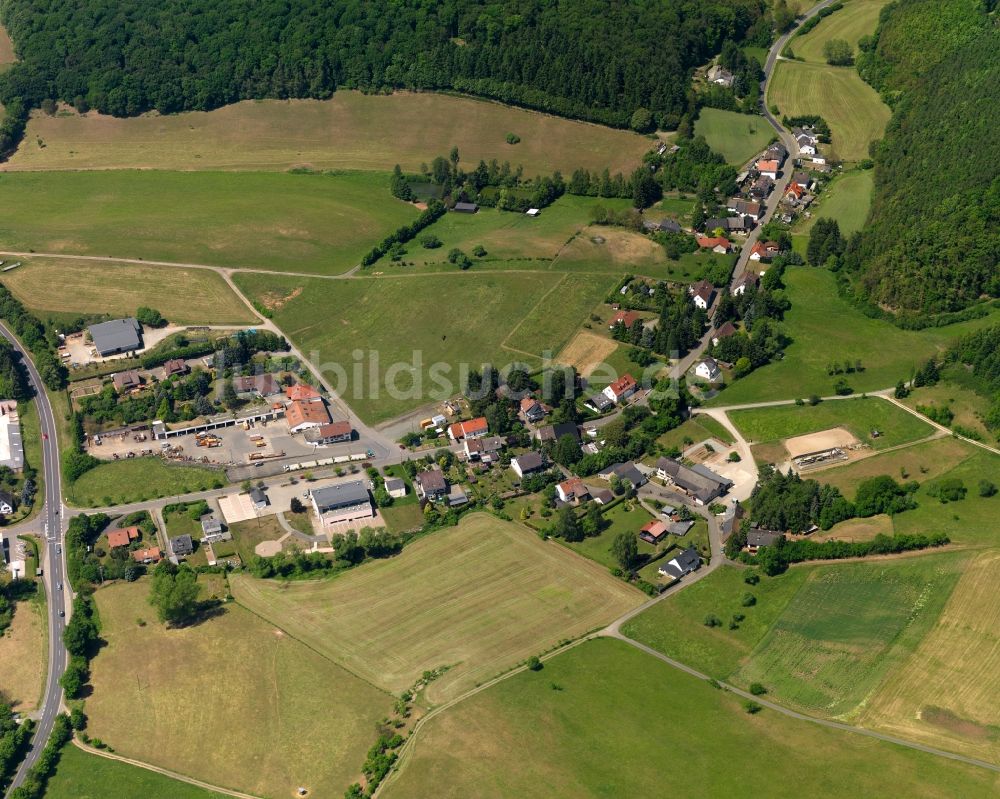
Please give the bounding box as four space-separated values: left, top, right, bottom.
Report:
749 176 774 199
585 392 614 413
311 480 374 525
712 321 738 347
235 374 282 397
643 218 682 234
464 435 504 462
598 461 647 489
415 468 448 501
511 452 546 478
689 280 716 310
519 397 547 424
694 357 722 382
112 369 143 393
732 271 759 296
162 358 189 379
556 477 589 504
89 318 142 357
171 534 195 557
720 501 745 540
658 547 701 579
656 457 732 504
746 527 783 552
452 201 479 213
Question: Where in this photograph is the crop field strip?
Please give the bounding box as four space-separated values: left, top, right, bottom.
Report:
229 514 642 703
86 580 391 799
4 92 651 176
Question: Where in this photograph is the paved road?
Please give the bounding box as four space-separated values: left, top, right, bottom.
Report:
1 323 68 796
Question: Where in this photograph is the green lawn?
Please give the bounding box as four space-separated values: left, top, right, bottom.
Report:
795 169 874 236
560 501 657 570
46 745 229 799
792 0 892 65
707 268 1000 405
729 396 935 449
0 170 417 275
234 270 610 423
67 458 224 507
768 59 890 161
656 416 735 452
694 108 775 166
622 565 809 678
381 637 1000 799
733 553 968 717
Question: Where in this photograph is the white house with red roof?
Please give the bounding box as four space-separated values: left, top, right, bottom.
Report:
757 159 779 180
447 417 489 440
603 374 638 404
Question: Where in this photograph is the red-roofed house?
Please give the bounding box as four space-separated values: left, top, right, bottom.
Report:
519 397 548 424
603 374 637 404
608 310 641 330
286 399 331 433
132 546 162 564
285 384 322 402
556 477 590 504
304 420 353 444
639 519 669 544
108 526 141 549
785 182 805 202
696 236 731 254
447 417 489 441
757 159 779 180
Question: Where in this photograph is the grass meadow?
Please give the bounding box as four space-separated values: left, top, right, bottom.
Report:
66 458 224 507
792 0 893 64
901 368 996 443
656 415 736 451
861 550 1000 764
46 745 229 799
2 258 256 325
87 579 390 799
733 553 968 718
0 170 417 275
380 637 1000 799
795 169 874 236
0 590 45 713
694 108 775 166
6 92 651 176
729 396 935 449
769 60 890 161
229 514 642 703
234 269 616 423
707 268 1000 405
622 565 810 679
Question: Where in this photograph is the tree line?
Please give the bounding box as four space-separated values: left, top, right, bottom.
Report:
0 0 768 128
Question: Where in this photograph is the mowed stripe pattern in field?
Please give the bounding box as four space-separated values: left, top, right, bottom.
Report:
769 60 890 161
86 581 390 799
4 91 652 175
230 514 642 702
2 258 255 325
861 550 1000 762
792 0 892 64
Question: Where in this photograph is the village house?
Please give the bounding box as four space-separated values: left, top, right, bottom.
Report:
746 527 783 553
720 501 745 540
556 477 590 504
107 526 141 549
597 461 647 489
749 175 774 199
689 279 716 310
585 392 614 413
727 198 762 221
200 517 229 544
658 547 701 579
696 235 731 255
464 435 504 463
784 183 806 204
750 240 781 262
510 452 546 478
792 171 812 191
639 519 669 545
132 546 162 564
235 373 282 397
384 477 407 499
111 369 143 394
447 417 489 441
304 420 353 445
603 374 638 405
162 358 189 379
171 534 195 557
608 309 641 330
286 398 331 433
285 384 323 402
764 142 788 164
643 217 682 234
0 491 14 515
519 397 548 424
0 401 23 471
732 271 759 296
656 457 732 504
756 159 779 180
694 357 722 382
706 64 734 87
534 422 580 444
415 468 448 501
712 321 738 347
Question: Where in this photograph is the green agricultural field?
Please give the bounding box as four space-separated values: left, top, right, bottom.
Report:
6 92 651 176
707 268 1000 405
66 458 224 507
46 745 230 799
87 580 390 799
694 108 775 166
729 396 935 450
234 270 611 423
657 416 735 451
792 0 892 64
769 60 890 161
622 565 809 678
795 169 874 236
229 514 641 703
733 553 968 717
0 170 417 275
381 638 1000 799
3 258 256 326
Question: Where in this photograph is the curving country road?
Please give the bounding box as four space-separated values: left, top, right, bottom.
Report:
0 323 68 796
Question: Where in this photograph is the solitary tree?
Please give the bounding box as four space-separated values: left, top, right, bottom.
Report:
611 532 638 573
823 38 854 66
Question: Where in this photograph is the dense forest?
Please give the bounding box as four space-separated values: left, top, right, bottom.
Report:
844 0 1000 314
0 0 768 128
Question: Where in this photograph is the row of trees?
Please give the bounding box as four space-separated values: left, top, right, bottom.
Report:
0 284 66 391
0 0 768 127
949 325 1000 433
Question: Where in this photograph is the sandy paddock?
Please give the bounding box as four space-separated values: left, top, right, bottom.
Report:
784 426 860 459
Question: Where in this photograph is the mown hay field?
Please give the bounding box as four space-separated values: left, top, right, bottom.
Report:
733 553 968 717
0 170 416 275
861 550 1000 763
87 580 390 799
230 514 642 703
2 258 256 325
768 59 890 161
381 637 1000 799
5 92 651 175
